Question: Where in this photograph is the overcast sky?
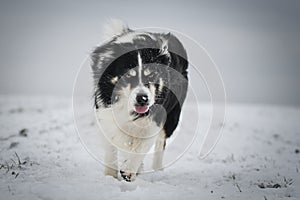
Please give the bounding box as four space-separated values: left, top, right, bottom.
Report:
0 0 299 105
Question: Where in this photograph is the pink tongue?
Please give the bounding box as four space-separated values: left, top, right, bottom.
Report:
135 106 148 114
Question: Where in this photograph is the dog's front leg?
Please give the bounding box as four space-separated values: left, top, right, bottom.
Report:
120 137 156 182
152 130 166 170
104 143 118 178
120 154 145 182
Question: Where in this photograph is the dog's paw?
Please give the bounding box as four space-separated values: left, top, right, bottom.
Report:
120 170 136 182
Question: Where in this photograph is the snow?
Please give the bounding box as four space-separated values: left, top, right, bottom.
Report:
0 95 299 200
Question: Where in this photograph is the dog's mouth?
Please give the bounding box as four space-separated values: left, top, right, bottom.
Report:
134 105 149 114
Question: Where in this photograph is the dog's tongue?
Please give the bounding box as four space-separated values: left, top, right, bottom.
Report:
135 106 148 114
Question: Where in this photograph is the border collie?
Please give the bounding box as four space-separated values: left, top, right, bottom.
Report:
91 20 188 182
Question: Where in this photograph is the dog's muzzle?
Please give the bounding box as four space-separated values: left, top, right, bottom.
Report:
135 93 149 114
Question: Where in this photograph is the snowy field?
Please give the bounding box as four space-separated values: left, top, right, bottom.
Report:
0 95 299 200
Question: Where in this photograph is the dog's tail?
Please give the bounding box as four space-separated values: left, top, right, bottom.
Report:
102 18 130 41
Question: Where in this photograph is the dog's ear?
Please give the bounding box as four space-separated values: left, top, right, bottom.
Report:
160 32 171 56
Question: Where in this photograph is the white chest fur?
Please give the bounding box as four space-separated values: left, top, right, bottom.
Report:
95 103 161 153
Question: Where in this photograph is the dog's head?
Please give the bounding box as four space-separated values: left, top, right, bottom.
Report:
91 21 188 119
94 44 171 115
113 47 171 114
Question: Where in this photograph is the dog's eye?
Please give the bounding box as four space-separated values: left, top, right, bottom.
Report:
125 69 136 78
144 68 152 76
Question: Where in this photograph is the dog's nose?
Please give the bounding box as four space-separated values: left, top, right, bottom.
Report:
136 94 148 106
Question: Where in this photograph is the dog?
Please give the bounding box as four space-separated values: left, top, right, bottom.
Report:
91 20 188 182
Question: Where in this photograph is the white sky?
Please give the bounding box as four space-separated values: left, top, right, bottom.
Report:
0 0 299 105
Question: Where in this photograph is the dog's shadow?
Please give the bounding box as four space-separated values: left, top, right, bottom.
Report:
117 171 168 192
101 169 167 192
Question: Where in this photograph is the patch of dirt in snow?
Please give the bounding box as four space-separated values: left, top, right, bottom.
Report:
0 96 299 200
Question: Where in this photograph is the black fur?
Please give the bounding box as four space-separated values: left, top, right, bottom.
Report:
91 32 188 138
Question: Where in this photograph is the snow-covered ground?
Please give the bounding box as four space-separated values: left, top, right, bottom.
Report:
0 95 299 200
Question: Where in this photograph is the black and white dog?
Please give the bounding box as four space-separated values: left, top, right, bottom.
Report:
91 20 188 181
